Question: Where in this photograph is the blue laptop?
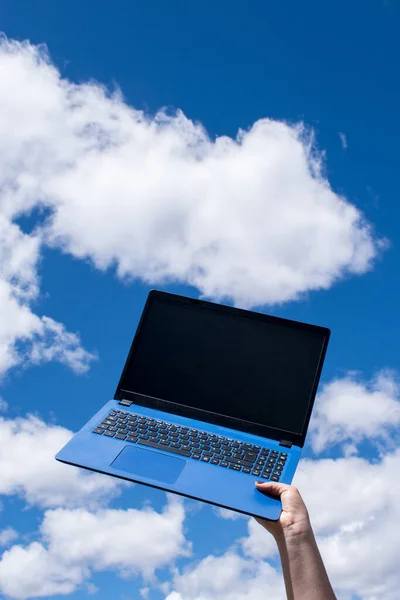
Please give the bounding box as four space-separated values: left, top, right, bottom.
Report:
56 290 330 520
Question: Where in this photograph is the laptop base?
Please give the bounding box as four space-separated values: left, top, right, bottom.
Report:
56 400 301 520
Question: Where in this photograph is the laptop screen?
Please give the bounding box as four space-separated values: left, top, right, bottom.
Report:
117 294 329 438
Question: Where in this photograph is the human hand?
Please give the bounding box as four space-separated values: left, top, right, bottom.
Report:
254 481 311 540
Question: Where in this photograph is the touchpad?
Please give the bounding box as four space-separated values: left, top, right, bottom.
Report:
111 445 186 484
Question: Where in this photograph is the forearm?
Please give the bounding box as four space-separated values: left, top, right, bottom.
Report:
275 526 337 600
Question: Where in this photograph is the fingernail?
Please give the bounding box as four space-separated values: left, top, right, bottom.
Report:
255 481 264 485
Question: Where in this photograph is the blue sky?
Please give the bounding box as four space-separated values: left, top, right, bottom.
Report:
0 1 399 599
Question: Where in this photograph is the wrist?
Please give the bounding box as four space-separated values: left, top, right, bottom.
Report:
275 519 313 545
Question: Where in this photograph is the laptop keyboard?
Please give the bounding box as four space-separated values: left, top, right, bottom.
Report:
93 409 287 481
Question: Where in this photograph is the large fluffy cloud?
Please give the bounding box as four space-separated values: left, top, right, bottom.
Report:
309 369 400 454
0 36 384 380
0 216 95 376
295 452 400 600
0 498 189 599
0 415 120 508
164 552 285 600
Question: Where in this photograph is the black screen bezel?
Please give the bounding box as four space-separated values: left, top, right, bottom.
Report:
114 290 330 448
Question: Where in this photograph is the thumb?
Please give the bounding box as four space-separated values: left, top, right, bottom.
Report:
255 480 291 498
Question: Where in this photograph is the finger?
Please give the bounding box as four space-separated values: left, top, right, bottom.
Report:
255 480 291 498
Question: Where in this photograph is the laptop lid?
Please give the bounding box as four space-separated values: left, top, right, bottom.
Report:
115 290 330 448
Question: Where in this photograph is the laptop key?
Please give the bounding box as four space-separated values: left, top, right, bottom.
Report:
243 452 257 462
271 475 280 481
229 464 241 471
104 431 116 437
210 459 219 465
242 468 251 473
116 434 127 440
252 469 261 476
226 458 253 468
192 454 201 460
261 472 270 479
138 439 191 456
220 461 228 467
201 457 210 462
127 436 138 443
93 428 104 434
160 440 170 446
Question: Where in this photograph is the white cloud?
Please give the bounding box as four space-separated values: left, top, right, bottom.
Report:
0 415 120 508
0 528 18 546
240 517 278 561
309 369 400 454
0 36 384 315
0 395 8 412
0 541 88 599
338 132 348 149
294 451 400 600
214 507 245 520
164 552 285 600
0 213 94 377
0 498 189 599
277 453 398 600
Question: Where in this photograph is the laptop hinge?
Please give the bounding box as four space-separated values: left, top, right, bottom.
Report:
279 439 293 448
118 399 133 407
